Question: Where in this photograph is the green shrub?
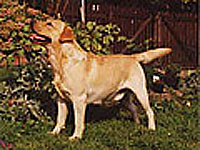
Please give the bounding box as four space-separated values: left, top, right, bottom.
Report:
0 0 54 123
74 21 121 55
74 21 154 55
0 1 46 65
179 67 199 104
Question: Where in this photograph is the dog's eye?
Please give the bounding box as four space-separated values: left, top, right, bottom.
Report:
47 22 53 26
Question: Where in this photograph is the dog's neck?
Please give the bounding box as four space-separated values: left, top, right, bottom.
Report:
62 40 88 61
46 40 89 72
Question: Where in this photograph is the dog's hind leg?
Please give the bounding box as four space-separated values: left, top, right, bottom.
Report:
133 86 155 130
128 81 156 130
50 98 68 135
125 68 155 130
121 93 140 124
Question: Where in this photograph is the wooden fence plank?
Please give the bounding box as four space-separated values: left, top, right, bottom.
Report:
131 15 154 42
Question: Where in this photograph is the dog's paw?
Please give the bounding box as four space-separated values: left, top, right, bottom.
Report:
47 131 57 135
148 125 156 131
69 135 81 141
48 126 65 135
47 130 59 135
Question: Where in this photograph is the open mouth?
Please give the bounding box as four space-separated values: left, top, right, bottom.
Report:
30 33 51 45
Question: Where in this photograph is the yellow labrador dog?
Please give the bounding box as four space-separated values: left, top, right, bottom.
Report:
33 19 171 140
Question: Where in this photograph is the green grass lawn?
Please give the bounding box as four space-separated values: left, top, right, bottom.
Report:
0 99 199 150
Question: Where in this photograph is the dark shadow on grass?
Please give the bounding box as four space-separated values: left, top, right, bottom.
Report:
86 104 122 122
66 90 141 124
66 103 122 124
40 98 124 125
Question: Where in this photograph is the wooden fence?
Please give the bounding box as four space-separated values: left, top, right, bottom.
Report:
24 0 198 68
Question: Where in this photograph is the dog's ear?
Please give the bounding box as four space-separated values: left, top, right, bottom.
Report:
59 26 74 43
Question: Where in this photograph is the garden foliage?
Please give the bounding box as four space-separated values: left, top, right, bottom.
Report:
0 0 199 149
0 0 56 123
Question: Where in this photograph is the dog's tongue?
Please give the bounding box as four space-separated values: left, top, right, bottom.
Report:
30 33 46 41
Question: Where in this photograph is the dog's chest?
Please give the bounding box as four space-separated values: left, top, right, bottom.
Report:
48 57 84 97
47 50 70 96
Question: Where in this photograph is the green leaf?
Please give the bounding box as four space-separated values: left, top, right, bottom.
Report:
126 43 136 49
40 46 47 53
93 42 102 51
95 25 105 31
108 35 114 42
7 55 14 62
92 31 102 39
105 23 113 30
91 39 98 50
0 17 6 22
22 25 30 32
11 31 18 37
127 39 134 43
117 36 127 42
76 22 81 29
9 43 16 50
86 21 96 31
103 36 109 45
32 44 42 51
101 48 110 54
103 35 114 45
18 49 24 56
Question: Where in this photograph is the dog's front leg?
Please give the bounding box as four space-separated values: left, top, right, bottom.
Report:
50 98 68 135
69 95 87 141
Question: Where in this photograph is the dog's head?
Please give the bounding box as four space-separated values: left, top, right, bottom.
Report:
33 19 75 44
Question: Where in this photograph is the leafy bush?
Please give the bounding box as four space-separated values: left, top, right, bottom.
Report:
0 1 46 65
0 0 55 123
163 66 199 107
74 21 121 55
178 67 199 104
147 65 199 111
74 21 154 55
145 64 182 91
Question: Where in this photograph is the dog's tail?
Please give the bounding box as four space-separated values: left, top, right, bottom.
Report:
133 48 172 64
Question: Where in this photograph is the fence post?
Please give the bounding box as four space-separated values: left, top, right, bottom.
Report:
131 14 156 42
55 0 61 16
154 12 162 47
80 0 86 25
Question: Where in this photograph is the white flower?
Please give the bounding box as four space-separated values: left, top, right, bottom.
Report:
153 75 160 83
